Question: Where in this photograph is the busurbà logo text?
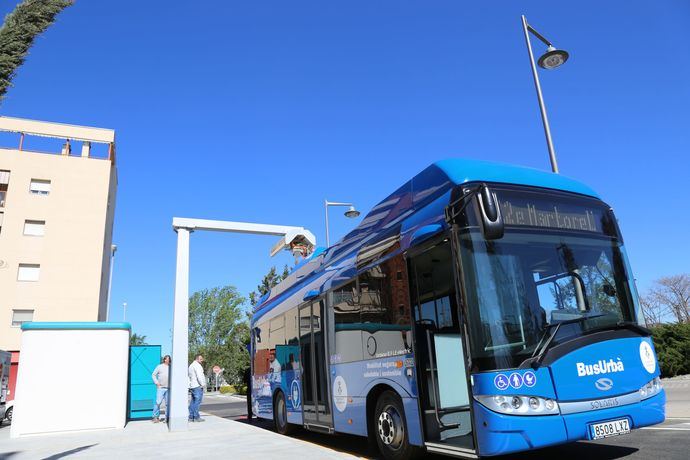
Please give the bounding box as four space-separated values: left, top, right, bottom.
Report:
576 358 624 377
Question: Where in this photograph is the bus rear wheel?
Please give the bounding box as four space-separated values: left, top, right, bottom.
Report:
373 391 422 460
273 391 295 435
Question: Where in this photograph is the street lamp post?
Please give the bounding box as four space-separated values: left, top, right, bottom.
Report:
324 200 360 247
521 15 570 174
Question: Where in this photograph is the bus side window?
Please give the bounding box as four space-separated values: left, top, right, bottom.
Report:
285 308 300 375
333 281 363 363
254 319 271 376
360 254 413 359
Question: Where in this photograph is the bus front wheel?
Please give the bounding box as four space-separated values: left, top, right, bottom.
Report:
373 391 422 460
273 391 294 435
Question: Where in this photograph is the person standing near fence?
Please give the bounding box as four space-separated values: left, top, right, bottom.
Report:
151 355 171 423
188 354 206 422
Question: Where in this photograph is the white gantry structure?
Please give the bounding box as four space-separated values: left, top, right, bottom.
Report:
168 217 316 431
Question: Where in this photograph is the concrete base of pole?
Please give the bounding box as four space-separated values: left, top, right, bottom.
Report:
168 415 189 432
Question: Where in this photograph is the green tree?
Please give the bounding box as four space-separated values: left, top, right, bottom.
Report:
650 322 690 377
130 333 148 346
248 264 290 306
188 285 249 386
0 0 73 103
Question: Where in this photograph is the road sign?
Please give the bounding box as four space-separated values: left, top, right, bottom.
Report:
213 365 221 374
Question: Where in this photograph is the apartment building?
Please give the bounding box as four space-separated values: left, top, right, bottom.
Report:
0 116 117 399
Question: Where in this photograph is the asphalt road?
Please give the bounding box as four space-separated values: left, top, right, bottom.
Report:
201 381 690 460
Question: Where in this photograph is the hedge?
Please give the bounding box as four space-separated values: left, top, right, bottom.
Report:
219 384 248 395
650 322 690 378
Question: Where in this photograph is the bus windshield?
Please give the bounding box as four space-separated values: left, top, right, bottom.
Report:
455 189 637 372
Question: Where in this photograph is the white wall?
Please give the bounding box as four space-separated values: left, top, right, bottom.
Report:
10 327 129 437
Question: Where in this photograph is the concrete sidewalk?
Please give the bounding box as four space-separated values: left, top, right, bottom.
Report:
663 375 690 418
0 413 357 459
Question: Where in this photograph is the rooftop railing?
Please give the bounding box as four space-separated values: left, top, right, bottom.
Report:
0 116 116 164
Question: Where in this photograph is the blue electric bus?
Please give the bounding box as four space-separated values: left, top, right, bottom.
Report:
249 159 665 459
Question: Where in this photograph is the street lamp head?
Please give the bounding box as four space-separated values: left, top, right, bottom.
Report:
344 206 360 218
538 46 569 70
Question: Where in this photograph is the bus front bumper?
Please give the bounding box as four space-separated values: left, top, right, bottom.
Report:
473 390 666 457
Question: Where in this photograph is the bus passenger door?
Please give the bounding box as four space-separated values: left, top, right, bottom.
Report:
409 238 476 455
299 300 333 430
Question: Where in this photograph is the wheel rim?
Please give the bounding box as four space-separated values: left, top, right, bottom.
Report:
6 408 11 422
277 396 286 427
377 404 404 450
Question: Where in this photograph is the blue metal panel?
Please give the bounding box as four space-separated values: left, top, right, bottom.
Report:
474 390 666 457
251 368 303 423
549 337 659 401
329 355 423 445
129 345 161 420
474 401 569 456
403 396 424 446
561 390 665 441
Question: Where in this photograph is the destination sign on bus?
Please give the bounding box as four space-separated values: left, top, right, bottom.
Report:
497 192 604 234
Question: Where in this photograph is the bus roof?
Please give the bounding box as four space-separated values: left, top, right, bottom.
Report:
434 158 598 198
252 158 600 322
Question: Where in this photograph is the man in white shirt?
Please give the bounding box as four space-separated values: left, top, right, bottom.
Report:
188 354 206 422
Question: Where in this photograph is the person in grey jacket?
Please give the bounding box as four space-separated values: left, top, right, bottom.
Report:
188 354 206 422
151 355 171 423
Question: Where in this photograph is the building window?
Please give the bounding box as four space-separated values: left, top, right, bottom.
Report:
23 220 46 236
17 263 40 282
11 309 34 327
29 179 51 195
0 170 9 207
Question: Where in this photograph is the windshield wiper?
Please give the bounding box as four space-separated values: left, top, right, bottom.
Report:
528 313 607 369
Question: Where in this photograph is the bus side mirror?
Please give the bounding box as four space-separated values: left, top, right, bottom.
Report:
477 185 504 240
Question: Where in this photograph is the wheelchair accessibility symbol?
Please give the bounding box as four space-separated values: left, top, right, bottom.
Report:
494 373 509 391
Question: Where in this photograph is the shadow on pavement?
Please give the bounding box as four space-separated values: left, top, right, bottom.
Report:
209 400 642 460
42 444 98 459
236 417 374 458
237 416 639 460
495 442 638 459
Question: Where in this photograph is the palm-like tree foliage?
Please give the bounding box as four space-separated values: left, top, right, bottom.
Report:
130 333 148 346
0 0 73 103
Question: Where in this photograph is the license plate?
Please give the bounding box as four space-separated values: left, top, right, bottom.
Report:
590 418 631 440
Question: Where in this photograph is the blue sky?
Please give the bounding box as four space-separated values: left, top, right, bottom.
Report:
1 1 689 352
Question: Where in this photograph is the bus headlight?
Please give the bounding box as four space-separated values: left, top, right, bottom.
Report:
639 377 662 400
475 395 560 416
